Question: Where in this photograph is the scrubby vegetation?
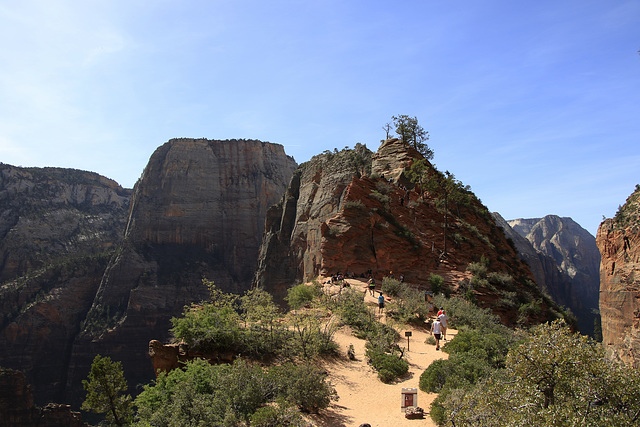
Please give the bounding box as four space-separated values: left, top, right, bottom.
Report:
134 358 335 426
613 183 640 229
420 297 640 426
170 280 337 361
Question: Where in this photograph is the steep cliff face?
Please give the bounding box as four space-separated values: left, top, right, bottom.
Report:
0 164 131 282
597 185 640 368
65 138 296 406
0 165 130 405
500 215 600 335
255 140 562 325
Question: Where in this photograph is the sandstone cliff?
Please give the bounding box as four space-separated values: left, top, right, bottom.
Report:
496 214 600 335
0 165 130 405
65 138 296 406
255 139 564 326
597 185 640 368
0 164 131 282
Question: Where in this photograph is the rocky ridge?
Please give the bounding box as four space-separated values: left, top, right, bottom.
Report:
597 185 640 368
255 139 565 326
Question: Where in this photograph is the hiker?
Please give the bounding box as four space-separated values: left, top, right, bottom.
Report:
378 292 385 314
438 310 448 340
368 277 375 296
431 317 443 350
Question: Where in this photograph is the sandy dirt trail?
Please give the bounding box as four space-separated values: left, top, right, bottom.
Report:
307 279 454 427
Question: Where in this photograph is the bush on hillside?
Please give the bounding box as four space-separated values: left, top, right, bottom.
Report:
286 282 322 310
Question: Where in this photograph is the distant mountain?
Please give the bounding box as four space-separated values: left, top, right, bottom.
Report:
495 215 600 335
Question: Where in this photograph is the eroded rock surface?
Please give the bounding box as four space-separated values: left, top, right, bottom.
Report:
597 186 640 367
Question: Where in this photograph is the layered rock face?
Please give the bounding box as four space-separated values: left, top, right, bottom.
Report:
65 138 296 406
597 186 640 368
0 165 130 405
0 164 131 282
499 215 600 335
255 140 560 325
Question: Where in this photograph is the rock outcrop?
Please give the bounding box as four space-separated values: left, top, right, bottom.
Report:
496 214 600 335
254 140 563 325
597 185 640 368
64 138 296 407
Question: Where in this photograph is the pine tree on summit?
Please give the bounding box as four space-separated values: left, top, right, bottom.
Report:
391 115 434 160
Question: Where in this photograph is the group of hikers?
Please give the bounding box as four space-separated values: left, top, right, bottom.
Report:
430 307 448 350
328 272 450 351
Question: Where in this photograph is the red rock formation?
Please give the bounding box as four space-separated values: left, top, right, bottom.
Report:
148 340 235 376
597 186 640 367
255 140 559 325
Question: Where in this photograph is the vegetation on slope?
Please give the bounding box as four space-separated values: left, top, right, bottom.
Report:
613 183 640 229
421 296 640 426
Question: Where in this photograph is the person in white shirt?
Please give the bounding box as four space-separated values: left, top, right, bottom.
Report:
438 311 448 341
431 318 442 350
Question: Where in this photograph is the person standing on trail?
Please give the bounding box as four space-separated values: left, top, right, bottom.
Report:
377 292 385 314
368 277 375 296
431 318 443 350
438 310 448 341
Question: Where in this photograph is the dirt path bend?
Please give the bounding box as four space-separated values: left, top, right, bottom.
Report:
308 278 455 427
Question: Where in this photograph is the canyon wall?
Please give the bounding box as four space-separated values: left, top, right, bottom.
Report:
0 139 296 407
597 185 640 368
501 215 600 335
64 138 296 406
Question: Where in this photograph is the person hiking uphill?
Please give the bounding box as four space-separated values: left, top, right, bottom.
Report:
431 317 443 350
438 309 448 341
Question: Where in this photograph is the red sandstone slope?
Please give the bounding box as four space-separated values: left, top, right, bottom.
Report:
597 185 640 368
255 139 563 326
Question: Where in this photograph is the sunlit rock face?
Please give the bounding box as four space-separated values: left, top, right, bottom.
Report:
597 186 640 368
505 215 600 336
254 139 559 327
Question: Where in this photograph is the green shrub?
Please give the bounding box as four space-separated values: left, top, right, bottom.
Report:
371 190 391 205
249 400 303 427
269 363 338 413
286 283 321 310
343 200 365 210
381 276 404 297
466 261 487 278
365 344 408 383
388 286 430 325
428 273 444 294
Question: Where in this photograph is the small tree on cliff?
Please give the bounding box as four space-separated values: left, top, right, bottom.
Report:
82 354 133 426
391 115 434 160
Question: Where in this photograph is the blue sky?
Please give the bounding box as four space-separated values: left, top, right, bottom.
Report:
1 0 638 236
